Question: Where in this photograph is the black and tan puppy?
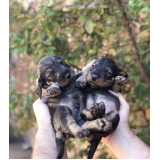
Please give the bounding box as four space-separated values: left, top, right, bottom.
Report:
36 55 113 159
75 56 129 158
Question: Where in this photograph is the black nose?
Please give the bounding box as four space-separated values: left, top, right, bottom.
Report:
65 70 71 79
92 74 98 81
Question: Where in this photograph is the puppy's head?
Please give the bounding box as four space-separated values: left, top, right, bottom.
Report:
86 57 126 88
36 55 75 98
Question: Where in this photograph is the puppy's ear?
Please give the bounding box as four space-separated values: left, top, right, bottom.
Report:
116 68 128 78
36 77 43 99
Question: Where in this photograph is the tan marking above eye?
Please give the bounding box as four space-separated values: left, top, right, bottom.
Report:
95 61 99 66
46 81 54 85
45 68 54 77
46 68 53 72
119 71 126 76
58 59 63 64
105 67 112 73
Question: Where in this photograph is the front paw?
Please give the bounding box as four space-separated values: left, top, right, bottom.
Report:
115 76 129 85
45 87 61 97
75 76 87 88
90 102 105 118
75 129 90 138
96 118 112 132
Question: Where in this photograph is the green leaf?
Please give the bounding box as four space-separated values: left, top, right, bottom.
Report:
78 15 86 25
17 94 23 100
85 19 94 34
141 7 149 13
91 13 100 21
43 39 51 46
9 98 18 110
12 102 18 110
48 10 58 16
27 95 33 104
23 107 29 117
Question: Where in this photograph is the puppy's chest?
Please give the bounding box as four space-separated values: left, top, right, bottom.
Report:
47 88 84 119
85 91 119 114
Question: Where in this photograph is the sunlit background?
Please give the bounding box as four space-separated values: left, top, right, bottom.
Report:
9 0 150 158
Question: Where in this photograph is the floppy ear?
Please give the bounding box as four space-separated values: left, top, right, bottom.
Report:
36 77 43 99
116 68 128 78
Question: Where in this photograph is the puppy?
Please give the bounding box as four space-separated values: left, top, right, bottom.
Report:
36 55 114 159
75 56 129 158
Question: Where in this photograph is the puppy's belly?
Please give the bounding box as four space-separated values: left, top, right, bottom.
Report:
59 101 82 121
86 94 118 114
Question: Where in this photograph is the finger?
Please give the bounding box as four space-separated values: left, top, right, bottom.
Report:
33 96 48 108
41 95 48 103
108 90 120 97
109 90 129 109
33 96 49 115
33 97 51 126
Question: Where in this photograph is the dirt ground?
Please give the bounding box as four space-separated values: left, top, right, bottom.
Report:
9 142 32 159
9 125 35 159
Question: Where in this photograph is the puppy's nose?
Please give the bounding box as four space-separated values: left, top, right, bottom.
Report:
91 74 98 81
65 71 71 79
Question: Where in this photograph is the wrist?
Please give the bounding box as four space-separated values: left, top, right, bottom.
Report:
104 123 132 146
38 123 54 132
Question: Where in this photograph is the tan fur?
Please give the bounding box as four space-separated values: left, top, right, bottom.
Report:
81 109 95 120
87 72 114 88
81 118 112 132
112 76 129 92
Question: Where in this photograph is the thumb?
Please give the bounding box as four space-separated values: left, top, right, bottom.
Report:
109 90 129 108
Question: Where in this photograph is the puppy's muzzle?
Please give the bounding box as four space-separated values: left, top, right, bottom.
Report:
91 73 99 81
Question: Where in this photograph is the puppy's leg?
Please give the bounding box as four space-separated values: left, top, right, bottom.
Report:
80 109 95 121
87 110 120 159
76 59 95 88
55 132 66 159
87 137 102 159
53 106 90 138
103 110 120 135
112 76 129 92
112 69 130 93
66 113 90 138
81 118 112 132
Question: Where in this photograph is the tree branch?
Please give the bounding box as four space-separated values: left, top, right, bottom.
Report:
116 0 150 88
68 63 82 71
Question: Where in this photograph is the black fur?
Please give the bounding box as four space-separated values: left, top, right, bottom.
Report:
76 56 129 158
36 55 113 159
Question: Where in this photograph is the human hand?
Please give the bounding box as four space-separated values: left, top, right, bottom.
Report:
109 90 130 127
32 96 68 159
103 91 150 159
105 90 130 142
33 96 52 130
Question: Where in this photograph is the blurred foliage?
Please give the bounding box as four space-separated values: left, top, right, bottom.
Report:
9 0 150 158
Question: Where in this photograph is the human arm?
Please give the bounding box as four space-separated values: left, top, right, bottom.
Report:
31 96 68 159
103 90 150 159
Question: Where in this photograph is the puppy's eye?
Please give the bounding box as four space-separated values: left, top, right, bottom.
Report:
92 64 95 68
46 72 54 77
106 71 112 75
59 60 63 64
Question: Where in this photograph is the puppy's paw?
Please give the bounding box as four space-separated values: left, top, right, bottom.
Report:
97 118 112 132
90 102 105 118
75 76 87 88
75 129 90 138
45 87 61 97
115 76 129 85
